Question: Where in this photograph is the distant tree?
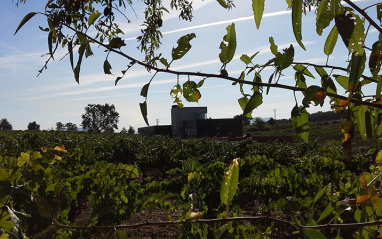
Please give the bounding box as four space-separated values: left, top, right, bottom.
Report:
65 122 78 131
128 125 135 134
120 127 128 133
81 104 119 133
0 118 13 130
56 122 64 131
254 117 265 131
267 118 275 126
27 121 40 131
234 114 250 126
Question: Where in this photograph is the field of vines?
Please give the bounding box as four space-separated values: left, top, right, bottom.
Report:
1 130 382 238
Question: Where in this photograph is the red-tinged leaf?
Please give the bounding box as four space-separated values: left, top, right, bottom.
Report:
15 12 37 35
356 195 371 204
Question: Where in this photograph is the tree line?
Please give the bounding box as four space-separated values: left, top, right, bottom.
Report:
0 103 135 133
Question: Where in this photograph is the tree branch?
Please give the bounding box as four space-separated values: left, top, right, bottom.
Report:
64 25 382 109
342 0 382 34
53 216 382 231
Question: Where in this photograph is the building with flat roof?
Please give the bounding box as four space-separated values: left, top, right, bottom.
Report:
138 105 242 138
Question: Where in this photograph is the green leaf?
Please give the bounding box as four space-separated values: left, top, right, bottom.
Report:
293 64 314 78
141 83 150 98
324 25 338 56
243 92 263 116
300 228 327 239
317 204 334 222
334 75 348 91
240 54 251 65
292 0 306 50
116 230 129 239
14 12 37 35
140 101 149 126
18 152 30 167
68 41 74 69
269 37 278 56
103 59 112 75
160 57 169 68
34 195 54 218
348 52 366 92
378 3 382 22
347 12 365 55
369 41 382 77
216 0 229 9
183 81 201 102
172 33 196 61
73 44 86 83
291 106 309 142
302 86 324 107
219 23 237 65
77 32 88 45
355 105 372 140
48 31 54 60
197 79 205 88
108 37 126 49
252 0 265 29
238 97 251 118
215 222 232 239
115 76 122 86
316 0 333 36
335 13 354 49
88 11 101 26
275 44 294 70
314 66 327 77
0 169 8 181
220 158 240 207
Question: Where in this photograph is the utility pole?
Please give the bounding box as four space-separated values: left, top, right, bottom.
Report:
273 109 277 120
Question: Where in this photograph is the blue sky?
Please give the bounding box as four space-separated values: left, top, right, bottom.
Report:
0 0 380 130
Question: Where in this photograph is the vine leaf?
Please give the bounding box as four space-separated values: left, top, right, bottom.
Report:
291 106 309 142
34 195 54 219
14 12 37 35
220 158 239 207
116 230 129 239
292 0 306 50
252 0 264 29
219 23 237 65
172 33 196 61
300 228 327 239
354 105 373 140
317 204 334 222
